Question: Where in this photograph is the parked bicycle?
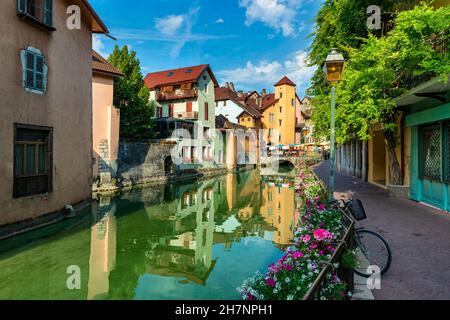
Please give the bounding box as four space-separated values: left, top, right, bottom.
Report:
333 198 392 278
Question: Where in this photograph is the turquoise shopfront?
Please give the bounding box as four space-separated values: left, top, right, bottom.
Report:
399 76 450 211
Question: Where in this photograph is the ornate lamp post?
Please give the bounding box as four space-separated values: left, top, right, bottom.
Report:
323 48 345 201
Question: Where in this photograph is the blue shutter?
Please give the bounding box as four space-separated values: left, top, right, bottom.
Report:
17 0 26 14
25 51 35 89
35 55 44 91
44 0 53 26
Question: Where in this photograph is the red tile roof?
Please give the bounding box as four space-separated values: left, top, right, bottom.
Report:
92 51 124 77
261 93 279 110
215 86 262 119
144 64 219 90
274 76 296 87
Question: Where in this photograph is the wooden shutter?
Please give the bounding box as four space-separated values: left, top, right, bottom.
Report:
44 0 53 26
25 51 35 88
205 102 209 121
18 0 26 13
35 55 44 91
186 102 192 113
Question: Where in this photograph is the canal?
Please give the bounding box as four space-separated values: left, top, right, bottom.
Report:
0 170 299 300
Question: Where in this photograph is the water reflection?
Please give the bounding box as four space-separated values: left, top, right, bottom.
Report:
0 171 298 300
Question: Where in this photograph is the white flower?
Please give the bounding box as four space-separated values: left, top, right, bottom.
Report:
287 295 294 300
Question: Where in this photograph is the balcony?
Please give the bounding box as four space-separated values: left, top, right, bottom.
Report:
157 88 198 101
174 112 199 120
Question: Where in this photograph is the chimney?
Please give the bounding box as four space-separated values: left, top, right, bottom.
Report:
229 82 236 92
261 89 267 97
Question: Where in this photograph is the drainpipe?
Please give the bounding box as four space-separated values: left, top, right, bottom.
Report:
400 113 405 185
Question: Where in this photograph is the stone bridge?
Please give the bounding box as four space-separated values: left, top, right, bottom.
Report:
259 156 303 176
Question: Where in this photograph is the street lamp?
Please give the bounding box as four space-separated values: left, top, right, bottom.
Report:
323 48 345 201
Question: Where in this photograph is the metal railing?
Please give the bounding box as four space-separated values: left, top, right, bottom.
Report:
302 168 355 300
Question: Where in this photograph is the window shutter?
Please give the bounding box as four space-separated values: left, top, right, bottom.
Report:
205 102 209 121
17 0 26 13
25 51 35 88
35 55 44 90
44 0 53 26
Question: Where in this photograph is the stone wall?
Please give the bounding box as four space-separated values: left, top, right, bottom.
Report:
118 141 175 185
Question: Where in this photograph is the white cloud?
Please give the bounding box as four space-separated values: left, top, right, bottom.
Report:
155 14 185 36
92 34 109 57
217 50 316 91
239 0 306 37
215 18 225 24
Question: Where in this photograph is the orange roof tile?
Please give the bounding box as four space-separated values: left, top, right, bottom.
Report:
92 51 124 77
144 64 218 90
274 76 296 87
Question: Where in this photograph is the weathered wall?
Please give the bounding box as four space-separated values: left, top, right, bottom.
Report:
0 0 93 226
117 141 175 184
92 74 120 179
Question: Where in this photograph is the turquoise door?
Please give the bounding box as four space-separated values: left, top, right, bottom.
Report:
410 123 450 211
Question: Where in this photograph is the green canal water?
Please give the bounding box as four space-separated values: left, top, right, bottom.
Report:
0 170 299 300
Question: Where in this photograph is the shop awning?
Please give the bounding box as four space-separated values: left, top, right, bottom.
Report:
395 75 450 108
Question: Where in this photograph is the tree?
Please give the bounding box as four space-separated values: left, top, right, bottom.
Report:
308 1 449 184
108 45 155 139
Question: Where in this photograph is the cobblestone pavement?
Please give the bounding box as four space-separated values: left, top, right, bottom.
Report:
313 161 450 300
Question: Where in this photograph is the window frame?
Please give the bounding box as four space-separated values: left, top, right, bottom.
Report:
418 122 443 182
21 47 47 95
17 0 56 31
13 123 53 198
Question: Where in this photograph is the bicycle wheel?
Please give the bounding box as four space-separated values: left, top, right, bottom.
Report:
354 230 392 278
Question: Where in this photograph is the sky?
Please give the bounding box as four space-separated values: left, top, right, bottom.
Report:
90 0 324 96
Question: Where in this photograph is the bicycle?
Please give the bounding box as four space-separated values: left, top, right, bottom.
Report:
333 198 392 278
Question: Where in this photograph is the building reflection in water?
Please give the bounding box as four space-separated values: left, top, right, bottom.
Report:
88 196 117 300
86 170 298 299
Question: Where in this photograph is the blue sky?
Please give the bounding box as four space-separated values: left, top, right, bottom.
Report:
91 0 324 96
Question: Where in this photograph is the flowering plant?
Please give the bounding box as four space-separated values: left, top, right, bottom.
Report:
237 168 351 300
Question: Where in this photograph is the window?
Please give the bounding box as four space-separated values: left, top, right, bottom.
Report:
204 102 209 121
181 83 192 90
279 135 282 143
156 106 162 118
419 123 441 180
21 47 47 94
186 69 193 74
291 98 295 106
280 92 283 98
167 71 174 77
418 121 450 182
14 124 52 198
204 83 209 94
18 0 54 29
279 107 283 113
279 120 282 126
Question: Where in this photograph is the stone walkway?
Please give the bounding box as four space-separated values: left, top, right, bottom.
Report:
313 161 450 300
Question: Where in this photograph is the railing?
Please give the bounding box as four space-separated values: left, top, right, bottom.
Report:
302 168 355 300
157 88 198 101
173 112 199 120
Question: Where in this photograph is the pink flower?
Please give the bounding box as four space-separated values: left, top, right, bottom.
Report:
266 278 276 287
293 251 304 259
302 235 311 243
318 203 326 211
313 228 333 241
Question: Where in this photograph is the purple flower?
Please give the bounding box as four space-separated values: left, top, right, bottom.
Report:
266 278 276 287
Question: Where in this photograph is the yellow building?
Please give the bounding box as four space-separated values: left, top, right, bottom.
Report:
260 76 297 146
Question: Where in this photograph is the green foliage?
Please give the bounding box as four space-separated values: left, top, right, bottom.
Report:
341 249 358 269
108 45 156 139
308 2 450 144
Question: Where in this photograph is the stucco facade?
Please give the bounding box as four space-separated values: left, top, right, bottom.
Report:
0 0 107 226
261 79 297 146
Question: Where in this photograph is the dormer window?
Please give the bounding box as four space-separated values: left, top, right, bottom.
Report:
18 0 54 30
